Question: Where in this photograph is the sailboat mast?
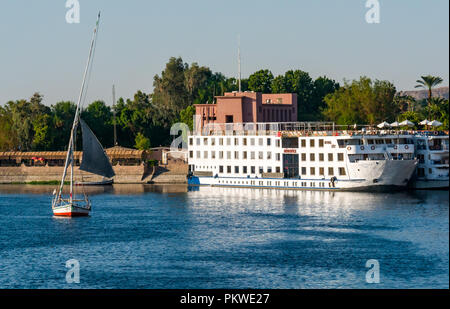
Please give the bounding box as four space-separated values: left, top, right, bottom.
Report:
57 12 101 199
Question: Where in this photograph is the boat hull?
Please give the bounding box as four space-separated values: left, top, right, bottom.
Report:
53 204 90 217
409 179 449 190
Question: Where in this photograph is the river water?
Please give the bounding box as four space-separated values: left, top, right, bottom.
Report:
0 184 448 289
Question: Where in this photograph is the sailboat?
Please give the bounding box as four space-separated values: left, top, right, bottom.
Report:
52 12 115 217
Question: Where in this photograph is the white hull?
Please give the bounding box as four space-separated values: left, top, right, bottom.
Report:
52 204 90 217
189 159 417 191
409 179 449 190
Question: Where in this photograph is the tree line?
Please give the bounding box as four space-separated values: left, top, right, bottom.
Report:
0 57 448 152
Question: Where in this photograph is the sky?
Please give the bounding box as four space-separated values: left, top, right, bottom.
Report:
0 0 448 106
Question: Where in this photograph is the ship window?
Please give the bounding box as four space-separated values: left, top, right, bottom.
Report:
267 152 272 160
211 138 215 146
276 167 281 173
235 166 239 173
227 151 231 159
259 166 264 174
234 151 239 159
301 139 306 147
227 138 231 146
219 138 223 146
339 167 346 176
319 153 324 161
259 152 263 159
219 166 223 173
319 167 324 176
204 151 208 159
301 153 306 161
310 167 315 175
196 151 200 158
310 139 315 147
328 167 334 176
211 151 215 159
276 140 280 147
189 138 193 146
276 153 281 161
259 138 263 146
235 138 239 146
251 166 256 174
251 152 255 159
282 137 298 148
319 139 324 147
250 138 255 146
219 151 223 159
243 151 248 159
243 138 247 146
328 153 333 161
268 167 272 173
243 166 248 174
310 153 315 161
196 138 200 145
267 138 271 146
338 153 344 161
189 151 193 158
429 168 432 174
227 166 231 173
301 167 307 175
417 168 425 177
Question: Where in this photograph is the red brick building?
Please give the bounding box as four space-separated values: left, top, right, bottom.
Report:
195 92 297 130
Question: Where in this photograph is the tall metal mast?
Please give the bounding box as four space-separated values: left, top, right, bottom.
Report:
238 34 241 93
112 84 117 146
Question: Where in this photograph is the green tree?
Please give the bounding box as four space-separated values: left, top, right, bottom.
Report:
415 75 444 101
51 101 76 150
179 105 196 131
248 69 274 93
32 113 54 150
134 132 151 150
81 100 113 147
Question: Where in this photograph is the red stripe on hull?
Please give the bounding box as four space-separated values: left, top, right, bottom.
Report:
53 212 90 217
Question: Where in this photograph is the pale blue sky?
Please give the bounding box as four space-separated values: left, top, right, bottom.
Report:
0 0 448 106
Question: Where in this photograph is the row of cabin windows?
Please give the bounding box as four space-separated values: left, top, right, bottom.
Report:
217 166 281 174
300 139 326 148
190 137 280 147
190 150 281 161
300 166 346 176
217 180 333 188
301 153 344 162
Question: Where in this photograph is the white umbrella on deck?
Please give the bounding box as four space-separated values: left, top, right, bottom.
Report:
428 120 443 127
419 119 430 125
390 121 400 127
399 120 415 127
377 121 390 128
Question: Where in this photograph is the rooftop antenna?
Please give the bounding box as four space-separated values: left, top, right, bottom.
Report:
238 34 241 93
112 84 118 146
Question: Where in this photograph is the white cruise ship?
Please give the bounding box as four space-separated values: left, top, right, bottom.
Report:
187 122 418 191
410 132 449 189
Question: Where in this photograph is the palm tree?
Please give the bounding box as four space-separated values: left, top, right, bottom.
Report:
415 75 443 118
415 75 443 101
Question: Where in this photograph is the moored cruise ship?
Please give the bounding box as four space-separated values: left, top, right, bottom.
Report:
187 122 418 191
410 132 449 189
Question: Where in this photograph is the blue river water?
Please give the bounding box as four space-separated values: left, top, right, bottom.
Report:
0 184 448 289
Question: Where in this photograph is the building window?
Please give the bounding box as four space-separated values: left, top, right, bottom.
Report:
339 167 346 176
189 138 193 146
310 153 315 161
310 167 315 175
319 139 324 147
319 153 324 162
328 167 334 176
338 153 344 161
310 139 315 147
328 153 333 161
